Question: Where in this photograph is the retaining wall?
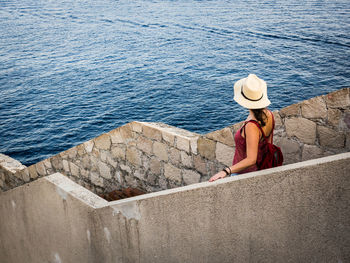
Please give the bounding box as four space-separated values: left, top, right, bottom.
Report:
1 153 349 262
0 88 349 195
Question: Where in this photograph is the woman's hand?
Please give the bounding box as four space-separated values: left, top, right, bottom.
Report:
209 171 227 182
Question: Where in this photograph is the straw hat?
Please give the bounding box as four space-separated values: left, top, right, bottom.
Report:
233 74 271 109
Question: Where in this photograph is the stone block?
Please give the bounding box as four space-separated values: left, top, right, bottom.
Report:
182 169 201 185
28 165 38 179
59 150 69 159
13 169 22 179
180 151 192 167
318 126 345 149
274 137 301 165
66 147 77 159
207 161 217 177
142 155 150 171
285 117 316 144
342 112 350 130
216 142 234 166
147 173 157 185
150 158 162 175
134 170 146 181
193 155 207 175
158 176 168 190
131 121 143 133
98 162 112 179
21 169 30 182
36 162 46 177
89 156 99 173
80 169 89 179
143 125 162 141
324 88 350 108
162 131 175 145
84 141 94 153
51 156 63 170
101 151 117 167
91 173 104 187
136 136 153 155
346 132 350 150
81 155 90 170
94 134 111 150
279 103 301 117
0 172 5 181
126 147 142 166
115 171 122 184
70 162 80 177
301 96 327 119
197 137 216 160
169 147 181 165
91 148 101 159
176 136 190 152
76 144 85 156
327 108 342 127
43 159 52 169
302 144 324 161
272 111 283 130
274 137 300 154
62 160 70 173
205 128 234 147
164 163 182 183
190 138 198 154
120 164 132 174
153 142 168 161
110 125 133 144
111 146 125 160
124 175 139 188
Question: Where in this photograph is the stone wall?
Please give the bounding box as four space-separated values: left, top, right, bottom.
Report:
0 154 27 191
0 88 349 195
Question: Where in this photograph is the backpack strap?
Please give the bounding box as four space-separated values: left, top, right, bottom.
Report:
243 120 267 141
243 110 275 142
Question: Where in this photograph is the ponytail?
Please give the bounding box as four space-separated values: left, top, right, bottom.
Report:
252 108 267 127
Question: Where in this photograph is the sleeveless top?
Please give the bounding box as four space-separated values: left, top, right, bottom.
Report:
232 110 275 174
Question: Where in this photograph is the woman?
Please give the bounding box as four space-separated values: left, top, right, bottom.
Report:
209 74 275 182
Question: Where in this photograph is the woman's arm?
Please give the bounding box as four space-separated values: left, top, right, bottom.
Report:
209 122 260 182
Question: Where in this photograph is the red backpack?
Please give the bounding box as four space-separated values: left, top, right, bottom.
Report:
246 113 283 170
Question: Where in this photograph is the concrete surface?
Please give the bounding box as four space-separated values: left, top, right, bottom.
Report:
1 153 349 262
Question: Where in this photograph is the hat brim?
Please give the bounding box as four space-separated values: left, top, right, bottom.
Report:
233 78 271 109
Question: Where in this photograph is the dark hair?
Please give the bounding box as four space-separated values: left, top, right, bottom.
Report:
252 108 267 127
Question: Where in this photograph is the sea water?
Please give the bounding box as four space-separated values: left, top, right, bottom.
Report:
0 0 349 165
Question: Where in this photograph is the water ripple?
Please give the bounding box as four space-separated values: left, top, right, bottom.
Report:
0 0 349 165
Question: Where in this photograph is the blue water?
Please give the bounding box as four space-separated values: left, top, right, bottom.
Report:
1 0 349 166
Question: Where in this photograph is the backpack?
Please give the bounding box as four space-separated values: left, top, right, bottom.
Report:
244 113 283 170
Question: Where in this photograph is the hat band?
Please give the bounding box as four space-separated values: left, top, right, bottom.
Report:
241 90 263 102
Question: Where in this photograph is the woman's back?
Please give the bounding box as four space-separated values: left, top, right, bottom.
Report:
242 109 274 142
234 109 275 173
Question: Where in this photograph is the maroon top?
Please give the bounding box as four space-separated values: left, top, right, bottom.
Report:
232 110 275 174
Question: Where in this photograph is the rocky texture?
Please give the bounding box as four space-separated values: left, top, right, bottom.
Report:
285 117 317 144
1 88 349 197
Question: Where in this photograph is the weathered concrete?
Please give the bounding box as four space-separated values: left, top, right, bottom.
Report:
0 173 107 263
1 153 349 263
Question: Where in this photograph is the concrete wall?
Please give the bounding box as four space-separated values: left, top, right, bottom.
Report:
1 153 349 263
0 172 108 263
1 88 349 196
